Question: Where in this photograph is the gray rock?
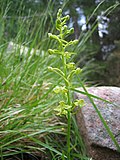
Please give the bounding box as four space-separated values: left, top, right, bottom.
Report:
75 86 120 160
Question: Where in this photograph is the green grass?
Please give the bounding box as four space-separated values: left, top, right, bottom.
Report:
0 2 66 159
0 43 66 158
0 1 120 160
0 2 88 159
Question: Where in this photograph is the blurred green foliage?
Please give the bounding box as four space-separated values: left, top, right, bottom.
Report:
0 0 120 85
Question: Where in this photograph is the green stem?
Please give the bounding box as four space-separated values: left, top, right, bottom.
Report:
66 86 71 160
60 24 71 158
62 54 71 159
67 110 71 160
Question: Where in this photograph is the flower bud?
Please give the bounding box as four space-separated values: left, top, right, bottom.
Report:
53 86 68 94
65 15 70 21
72 39 79 45
69 28 74 34
48 66 53 71
75 68 82 74
48 33 60 42
74 99 85 108
62 25 67 31
66 62 75 69
48 49 54 55
57 9 62 18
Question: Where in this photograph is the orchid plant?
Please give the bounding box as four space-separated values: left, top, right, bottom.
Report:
48 9 84 159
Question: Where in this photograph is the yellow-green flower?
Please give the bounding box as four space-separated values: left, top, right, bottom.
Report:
53 86 68 94
54 101 72 116
74 99 85 108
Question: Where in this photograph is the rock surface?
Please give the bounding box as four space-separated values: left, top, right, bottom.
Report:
75 86 120 160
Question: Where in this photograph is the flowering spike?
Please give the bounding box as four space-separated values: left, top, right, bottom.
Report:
48 9 84 158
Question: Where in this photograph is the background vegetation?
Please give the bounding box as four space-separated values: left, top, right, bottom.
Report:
1 0 120 85
0 0 120 159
